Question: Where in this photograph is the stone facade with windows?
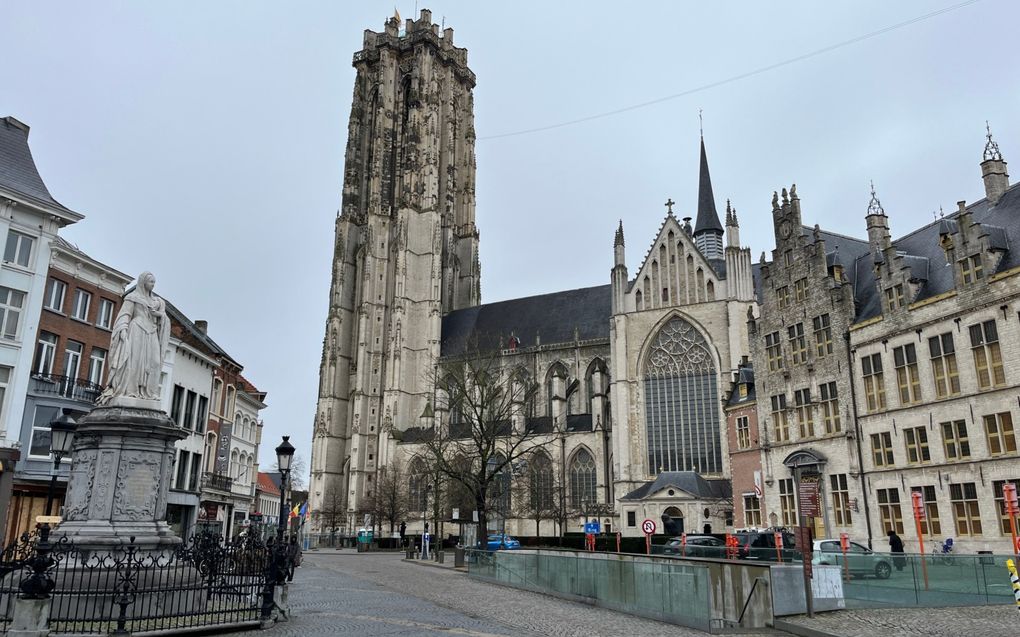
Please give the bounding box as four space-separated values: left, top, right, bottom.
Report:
852 131 1020 552
0 117 85 542
751 127 1020 553
748 185 868 541
160 302 219 539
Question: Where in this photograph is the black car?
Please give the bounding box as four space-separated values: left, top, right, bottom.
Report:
661 535 726 558
734 530 797 561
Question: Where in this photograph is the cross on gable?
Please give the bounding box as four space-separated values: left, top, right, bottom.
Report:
665 198 675 215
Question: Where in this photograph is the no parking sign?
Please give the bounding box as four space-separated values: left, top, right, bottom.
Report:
642 519 656 555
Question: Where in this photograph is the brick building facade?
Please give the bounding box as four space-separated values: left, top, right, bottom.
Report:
725 361 764 529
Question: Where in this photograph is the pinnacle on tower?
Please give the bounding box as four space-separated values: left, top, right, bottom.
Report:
981 121 1010 205
984 121 1003 161
867 180 885 217
614 219 625 247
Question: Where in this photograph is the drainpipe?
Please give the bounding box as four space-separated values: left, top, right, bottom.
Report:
844 331 875 549
560 427 567 539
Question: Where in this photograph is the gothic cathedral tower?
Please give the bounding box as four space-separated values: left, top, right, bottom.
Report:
310 10 479 525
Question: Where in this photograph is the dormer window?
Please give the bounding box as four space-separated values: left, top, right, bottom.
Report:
960 255 984 284
738 383 748 398
885 284 905 310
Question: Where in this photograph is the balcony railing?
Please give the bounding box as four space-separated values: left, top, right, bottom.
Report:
202 472 233 492
30 373 103 404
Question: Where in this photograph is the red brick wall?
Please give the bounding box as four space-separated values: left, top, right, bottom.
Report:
38 267 122 384
726 402 762 528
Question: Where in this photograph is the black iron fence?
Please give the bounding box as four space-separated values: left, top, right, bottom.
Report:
0 528 292 635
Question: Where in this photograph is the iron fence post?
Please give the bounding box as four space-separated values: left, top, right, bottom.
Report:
111 537 138 636
18 525 55 600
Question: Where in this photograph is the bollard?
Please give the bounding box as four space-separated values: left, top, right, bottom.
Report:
1007 559 1020 614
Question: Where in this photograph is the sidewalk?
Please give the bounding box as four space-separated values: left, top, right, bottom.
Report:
775 605 1018 637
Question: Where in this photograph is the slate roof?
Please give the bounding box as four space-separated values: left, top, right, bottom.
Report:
164 298 242 368
441 285 611 356
852 182 1020 322
620 471 731 501
256 472 281 497
0 117 80 219
694 137 723 235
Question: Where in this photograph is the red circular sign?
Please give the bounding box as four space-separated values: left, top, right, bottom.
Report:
641 519 657 535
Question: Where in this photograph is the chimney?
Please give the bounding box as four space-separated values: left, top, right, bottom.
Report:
981 122 1009 206
195 320 208 334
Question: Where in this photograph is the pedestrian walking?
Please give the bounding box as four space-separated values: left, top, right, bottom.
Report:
287 535 303 581
888 530 906 571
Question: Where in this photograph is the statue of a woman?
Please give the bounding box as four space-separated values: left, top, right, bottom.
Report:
99 272 170 405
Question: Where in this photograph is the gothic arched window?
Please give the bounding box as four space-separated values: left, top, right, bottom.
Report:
643 316 721 474
408 457 428 512
569 448 597 508
528 451 554 512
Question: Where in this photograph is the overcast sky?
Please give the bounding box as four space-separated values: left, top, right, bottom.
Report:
4 0 1018 478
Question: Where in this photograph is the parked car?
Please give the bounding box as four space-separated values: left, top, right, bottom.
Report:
813 539 891 579
486 534 520 551
734 530 797 561
662 535 725 557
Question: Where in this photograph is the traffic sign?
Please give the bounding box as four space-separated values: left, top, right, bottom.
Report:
584 521 601 534
641 519 656 535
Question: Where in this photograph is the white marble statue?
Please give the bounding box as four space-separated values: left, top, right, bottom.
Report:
98 272 170 406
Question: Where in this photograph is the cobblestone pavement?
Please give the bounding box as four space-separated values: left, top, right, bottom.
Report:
780 605 1019 637
244 551 765 636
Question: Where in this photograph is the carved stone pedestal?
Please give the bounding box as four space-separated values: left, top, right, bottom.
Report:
57 404 186 551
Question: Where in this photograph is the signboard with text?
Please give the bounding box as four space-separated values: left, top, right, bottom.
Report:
798 475 821 517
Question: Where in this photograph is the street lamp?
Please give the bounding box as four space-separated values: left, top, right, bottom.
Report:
274 436 295 542
263 435 294 620
46 412 77 517
422 483 432 559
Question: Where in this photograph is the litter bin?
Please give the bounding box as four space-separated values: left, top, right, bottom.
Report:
454 545 465 568
978 550 994 565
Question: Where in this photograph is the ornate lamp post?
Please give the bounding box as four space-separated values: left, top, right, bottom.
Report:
262 436 294 621
20 412 77 599
274 436 295 544
45 412 77 517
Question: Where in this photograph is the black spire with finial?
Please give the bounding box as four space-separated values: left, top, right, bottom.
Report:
694 134 723 236
614 219 625 247
693 115 724 259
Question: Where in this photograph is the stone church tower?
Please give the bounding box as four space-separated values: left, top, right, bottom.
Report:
310 10 479 522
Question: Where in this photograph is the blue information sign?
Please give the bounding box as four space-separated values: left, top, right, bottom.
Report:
584 521 601 534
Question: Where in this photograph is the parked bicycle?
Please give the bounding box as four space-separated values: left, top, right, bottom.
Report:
929 537 954 565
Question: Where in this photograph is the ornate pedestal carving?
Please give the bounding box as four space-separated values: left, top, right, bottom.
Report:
58 405 186 551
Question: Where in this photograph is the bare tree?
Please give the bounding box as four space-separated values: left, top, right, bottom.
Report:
270 453 308 490
314 479 347 538
418 350 541 547
366 459 410 535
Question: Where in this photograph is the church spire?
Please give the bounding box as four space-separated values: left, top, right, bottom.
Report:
693 126 724 259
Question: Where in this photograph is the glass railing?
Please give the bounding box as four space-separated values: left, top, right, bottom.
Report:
464 548 712 630
823 551 1018 608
